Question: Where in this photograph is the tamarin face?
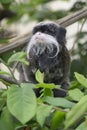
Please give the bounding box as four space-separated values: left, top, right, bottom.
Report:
27 22 66 60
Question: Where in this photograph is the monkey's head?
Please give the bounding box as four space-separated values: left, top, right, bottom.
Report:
26 22 66 72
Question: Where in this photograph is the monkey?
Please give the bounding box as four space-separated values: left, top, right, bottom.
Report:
19 21 70 97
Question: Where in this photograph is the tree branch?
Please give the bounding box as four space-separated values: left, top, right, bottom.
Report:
0 74 19 84
56 7 87 27
0 7 87 55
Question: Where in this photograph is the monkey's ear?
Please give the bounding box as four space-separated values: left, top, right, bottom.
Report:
57 27 66 45
32 27 36 34
59 27 66 37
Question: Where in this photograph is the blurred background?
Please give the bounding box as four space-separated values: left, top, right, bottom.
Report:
0 0 87 83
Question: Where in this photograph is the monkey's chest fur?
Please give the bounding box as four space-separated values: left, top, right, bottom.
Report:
28 51 65 84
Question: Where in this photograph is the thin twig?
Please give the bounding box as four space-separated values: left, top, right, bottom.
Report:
70 18 87 52
0 74 19 84
79 18 87 33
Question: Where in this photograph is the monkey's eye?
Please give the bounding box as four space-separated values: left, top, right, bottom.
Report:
48 30 56 37
50 29 57 34
42 30 48 34
42 28 54 35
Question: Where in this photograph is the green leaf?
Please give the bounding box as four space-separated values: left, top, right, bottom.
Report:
0 90 7 111
15 125 27 130
0 38 9 44
21 83 35 89
7 52 29 65
0 107 14 130
43 96 75 108
68 88 84 101
36 83 55 89
0 51 14 62
51 111 66 130
70 81 80 89
43 88 53 97
65 95 87 130
41 127 49 130
7 84 37 124
35 70 44 83
0 98 6 111
0 119 10 130
76 122 87 130
0 71 11 76
36 104 52 127
0 0 13 4
75 72 87 88
1 90 7 98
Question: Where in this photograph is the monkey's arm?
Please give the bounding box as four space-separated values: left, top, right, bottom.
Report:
60 46 71 90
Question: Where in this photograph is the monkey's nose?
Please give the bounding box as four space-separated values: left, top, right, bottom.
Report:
37 32 42 35
36 32 42 36
35 32 44 41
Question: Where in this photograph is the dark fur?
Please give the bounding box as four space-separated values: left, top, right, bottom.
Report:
19 22 70 97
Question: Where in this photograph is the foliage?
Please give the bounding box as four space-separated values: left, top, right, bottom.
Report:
70 31 87 79
0 0 87 129
0 54 87 130
0 0 86 23
0 0 87 78
0 0 13 4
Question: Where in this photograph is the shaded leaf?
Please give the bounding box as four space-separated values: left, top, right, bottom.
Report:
0 98 6 111
0 0 13 4
51 110 66 130
76 122 87 130
0 107 14 130
65 95 87 129
0 38 9 44
36 104 52 127
70 81 80 89
75 72 87 88
0 119 10 130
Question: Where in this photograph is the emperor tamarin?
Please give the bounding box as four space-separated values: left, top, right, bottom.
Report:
19 22 70 97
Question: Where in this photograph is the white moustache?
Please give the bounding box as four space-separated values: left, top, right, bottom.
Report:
27 33 60 59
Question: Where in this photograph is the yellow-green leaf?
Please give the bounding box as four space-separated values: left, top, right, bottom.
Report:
35 70 44 83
